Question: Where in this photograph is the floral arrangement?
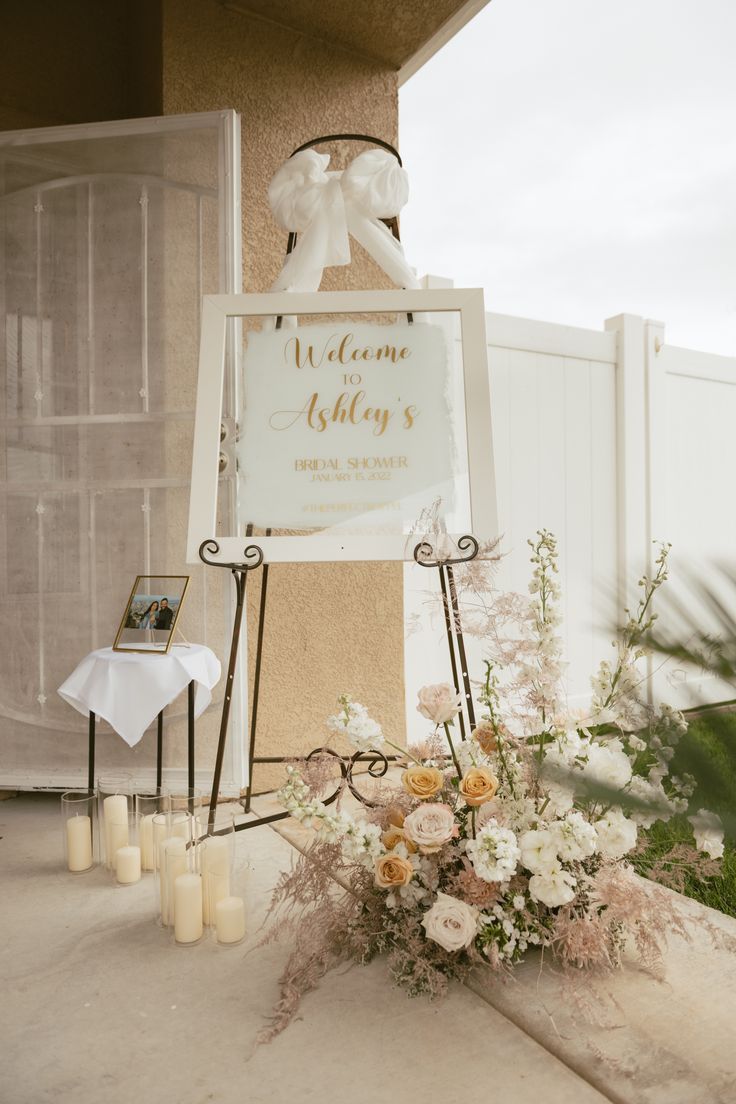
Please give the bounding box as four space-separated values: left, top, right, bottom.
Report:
259 533 725 1040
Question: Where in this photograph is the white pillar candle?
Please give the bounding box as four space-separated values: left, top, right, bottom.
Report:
116 845 141 885
66 815 92 872
201 836 231 924
174 873 203 944
215 896 245 944
203 835 230 874
160 838 187 926
103 794 129 868
140 814 155 871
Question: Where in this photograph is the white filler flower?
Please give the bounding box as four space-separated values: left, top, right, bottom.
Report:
688 808 725 859
466 820 520 883
550 811 597 862
518 828 558 874
594 807 638 859
583 739 633 790
528 865 576 908
421 892 479 952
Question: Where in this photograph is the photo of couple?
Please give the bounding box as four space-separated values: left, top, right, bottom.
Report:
113 575 189 654
124 596 177 632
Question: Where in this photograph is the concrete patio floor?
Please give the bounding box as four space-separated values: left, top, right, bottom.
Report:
2 793 735 1104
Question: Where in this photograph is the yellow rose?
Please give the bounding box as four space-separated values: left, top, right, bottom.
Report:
459 767 499 806
374 853 414 889
473 721 499 755
381 826 417 853
402 765 445 800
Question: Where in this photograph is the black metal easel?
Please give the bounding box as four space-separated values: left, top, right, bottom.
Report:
199 534 480 831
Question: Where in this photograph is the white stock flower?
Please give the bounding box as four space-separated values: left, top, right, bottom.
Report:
542 732 583 815
466 820 521 883
594 807 638 859
550 811 597 862
528 865 576 908
421 892 479 952
688 809 725 859
518 828 558 874
313 810 353 844
456 738 491 774
327 699 384 753
341 821 384 867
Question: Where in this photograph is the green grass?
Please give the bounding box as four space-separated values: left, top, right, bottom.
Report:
634 712 736 918
633 816 736 917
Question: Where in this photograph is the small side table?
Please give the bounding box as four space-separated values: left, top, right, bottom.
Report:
57 645 222 790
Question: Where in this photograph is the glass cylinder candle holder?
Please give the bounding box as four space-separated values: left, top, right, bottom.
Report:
169 787 204 819
152 810 194 926
61 790 97 873
194 808 235 928
135 788 171 873
97 773 132 870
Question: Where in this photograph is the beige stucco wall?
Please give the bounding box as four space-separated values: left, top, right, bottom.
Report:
160 0 407 793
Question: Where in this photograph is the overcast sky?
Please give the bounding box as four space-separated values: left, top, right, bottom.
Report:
399 0 736 357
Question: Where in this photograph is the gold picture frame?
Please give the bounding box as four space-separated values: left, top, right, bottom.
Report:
112 575 190 654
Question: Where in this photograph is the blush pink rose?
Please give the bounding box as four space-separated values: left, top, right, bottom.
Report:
421 892 479 952
416 684 464 725
403 803 459 853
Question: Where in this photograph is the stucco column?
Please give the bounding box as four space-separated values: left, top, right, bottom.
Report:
161 0 407 791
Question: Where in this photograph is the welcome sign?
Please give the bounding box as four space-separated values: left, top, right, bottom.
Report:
237 321 455 529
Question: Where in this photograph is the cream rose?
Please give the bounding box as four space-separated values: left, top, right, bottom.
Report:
459 767 499 807
416 684 464 725
402 765 445 800
421 892 479 952
374 853 414 889
403 803 458 853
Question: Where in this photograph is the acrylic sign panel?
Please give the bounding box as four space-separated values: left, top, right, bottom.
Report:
186 289 497 563
237 320 455 530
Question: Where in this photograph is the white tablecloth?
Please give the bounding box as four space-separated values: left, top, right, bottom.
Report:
57 645 222 747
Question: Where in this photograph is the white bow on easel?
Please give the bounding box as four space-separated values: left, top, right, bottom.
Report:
267 148 420 293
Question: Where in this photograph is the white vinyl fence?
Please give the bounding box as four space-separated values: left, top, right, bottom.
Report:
404 287 736 741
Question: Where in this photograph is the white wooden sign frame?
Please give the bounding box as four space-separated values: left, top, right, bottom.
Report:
187 288 498 564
